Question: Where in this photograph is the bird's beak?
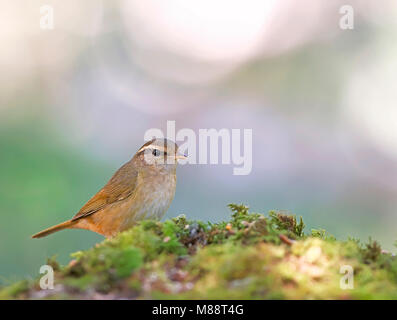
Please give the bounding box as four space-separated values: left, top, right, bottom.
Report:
175 151 187 160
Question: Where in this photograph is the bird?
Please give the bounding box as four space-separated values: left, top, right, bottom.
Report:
32 138 186 239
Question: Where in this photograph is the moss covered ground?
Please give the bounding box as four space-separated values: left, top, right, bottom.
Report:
2 204 397 299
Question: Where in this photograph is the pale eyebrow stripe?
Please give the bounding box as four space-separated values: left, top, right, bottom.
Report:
138 144 167 153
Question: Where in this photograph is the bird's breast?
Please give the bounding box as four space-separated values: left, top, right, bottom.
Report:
120 172 177 227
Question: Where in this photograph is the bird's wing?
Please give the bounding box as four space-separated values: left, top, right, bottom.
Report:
71 160 138 221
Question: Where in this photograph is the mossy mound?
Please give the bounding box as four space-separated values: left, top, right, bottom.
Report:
2 204 397 299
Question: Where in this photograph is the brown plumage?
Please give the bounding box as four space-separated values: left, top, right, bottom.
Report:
32 138 185 239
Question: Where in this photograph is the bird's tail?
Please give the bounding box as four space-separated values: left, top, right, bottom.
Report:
32 220 77 238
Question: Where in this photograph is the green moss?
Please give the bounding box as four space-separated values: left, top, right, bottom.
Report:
311 228 336 241
269 210 305 238
2 204 397 299
361 238 382 264
0 280 30 299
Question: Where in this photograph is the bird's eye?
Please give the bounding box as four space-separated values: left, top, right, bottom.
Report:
152 149 160 157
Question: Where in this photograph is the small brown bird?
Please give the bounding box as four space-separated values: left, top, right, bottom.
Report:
32 138 186 239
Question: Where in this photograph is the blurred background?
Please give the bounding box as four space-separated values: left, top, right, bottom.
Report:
1 0 397 282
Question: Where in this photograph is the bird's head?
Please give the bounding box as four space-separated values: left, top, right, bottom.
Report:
134 138 186 172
